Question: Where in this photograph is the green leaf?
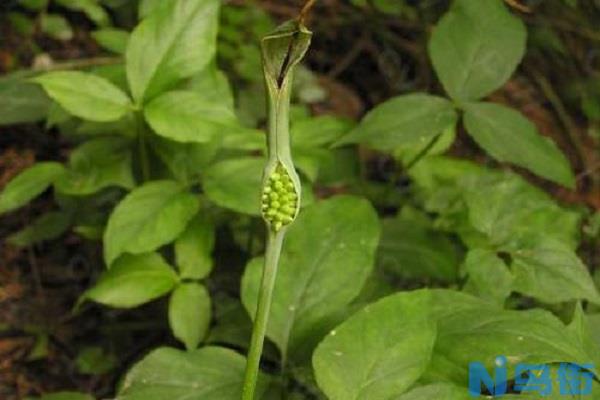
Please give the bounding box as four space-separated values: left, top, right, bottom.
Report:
291 115 353 148
76 346 117 375
175 214 215 280
568 303 600 358
313 291 436 400
138 0 164 18
46 102 72 128
55 0 110 26
144 90 241 143
428 0 526 101
55 137 134 195
393 124 457 166
242 196 380 361
84 252 178 308
378 208 460 282
33 71 132 122
511 239 600 305
0 162 64 215
150 136 219 184
337 94 457 151
169 283 211 351
203 157 263 215
0 73 51 125
463 171 581 249
586 314 600 349
397 383 470 400
126 0 220 103
103 180 199 265
41 14 73 41
92 28 130 54
463 102 574 187
36 392 93 400
19 0 48 11
461 248 513 304
425 289 600 384
206 296 253 350
117 346 271 400
8 211 72 246
187 65 235 110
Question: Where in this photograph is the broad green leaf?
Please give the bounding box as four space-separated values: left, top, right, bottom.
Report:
378 208 460 282
117 346 271 400
84 252 178 308
294 147 324 182
242 196 380 361
175 214 215 279
291 115 354 148
568 304 600 359
138 0 164 18
55 137 134 195
428 0 526 101
337 94 457 151
463 102 574 187
221 129 265 152
187 64 235 110
150 136 219 184
463 171 581 249
313 291 436 400
144 90 240 143
169 283 211 351
103 180 199 265
91 63 128 92
126 0 220 103
76 113 137 138
33 71 132 122
587 314 600 349
203 157 263 215
0 73 50 125
425 290 600 384
0 162 64 214
36 392 93 400
8 211 72 246
92 28 130 54
397 383 470 400
393 124 456 165
511 239 600 305
41 14 73 41
461 248 513 304
46 102 72 128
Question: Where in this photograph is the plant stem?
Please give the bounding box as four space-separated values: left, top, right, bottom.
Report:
404 133 442 172
242 229 285 400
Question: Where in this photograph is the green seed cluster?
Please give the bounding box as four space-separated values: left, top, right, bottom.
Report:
261 164 298 231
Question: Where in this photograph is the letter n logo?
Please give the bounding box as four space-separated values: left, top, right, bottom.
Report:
468 356 508 397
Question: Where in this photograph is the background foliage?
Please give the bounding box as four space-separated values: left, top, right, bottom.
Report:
1 0 600 399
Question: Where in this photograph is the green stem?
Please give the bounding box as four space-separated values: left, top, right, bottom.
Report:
243 20 312 399
242 229 285 400
404 133 442 172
